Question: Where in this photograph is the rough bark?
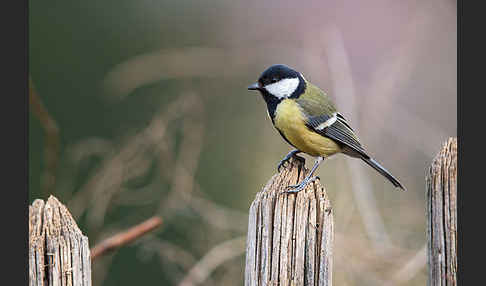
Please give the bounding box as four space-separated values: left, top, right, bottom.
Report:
426 137 457 286
245 157 334 286
29 195 91 286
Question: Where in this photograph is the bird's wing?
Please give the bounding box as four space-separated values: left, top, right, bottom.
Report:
296 83 368 158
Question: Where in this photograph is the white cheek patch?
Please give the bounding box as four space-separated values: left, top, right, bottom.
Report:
264 77 300 99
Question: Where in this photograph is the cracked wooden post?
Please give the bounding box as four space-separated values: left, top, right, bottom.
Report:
244 157 334 286
426 137 457 286
29 195 92 286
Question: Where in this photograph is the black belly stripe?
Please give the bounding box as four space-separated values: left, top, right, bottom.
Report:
261 92 282 122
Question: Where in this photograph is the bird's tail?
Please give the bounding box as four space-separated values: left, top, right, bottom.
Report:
361 157 406 191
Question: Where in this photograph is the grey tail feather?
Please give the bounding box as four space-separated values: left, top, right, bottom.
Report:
361 157 406 191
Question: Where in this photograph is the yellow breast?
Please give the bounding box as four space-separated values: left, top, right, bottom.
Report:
274 99 342 157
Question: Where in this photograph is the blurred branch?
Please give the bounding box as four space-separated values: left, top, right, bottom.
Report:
334 232 394 286
56 138 114 198
140 237 198 271
156 93 205 220
185 188 248 233
334 230 426 285
361 8 424 135
67 93 199 228
91 216 163 260
136 237 218 285
323 25 393 254
154 117 248 232
102 47 229 98
29 76 60 198
101 46 327 99
360 4 450 156
381 106 450 157
177 236 246 286
386 244 427 286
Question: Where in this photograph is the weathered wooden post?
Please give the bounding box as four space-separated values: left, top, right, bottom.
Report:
29 195 92 286
244 157 334 286
426 137 457 286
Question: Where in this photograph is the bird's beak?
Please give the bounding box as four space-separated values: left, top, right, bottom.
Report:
248 82 261 91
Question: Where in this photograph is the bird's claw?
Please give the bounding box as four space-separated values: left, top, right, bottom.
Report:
277 152 304 172
285 176 320 193
277 159 290 173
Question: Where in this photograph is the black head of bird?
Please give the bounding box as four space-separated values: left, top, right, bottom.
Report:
248 64 306 100
248 64 406 193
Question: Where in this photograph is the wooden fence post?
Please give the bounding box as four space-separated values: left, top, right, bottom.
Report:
244 157 334 286
426 137 457 286
29 195 92 286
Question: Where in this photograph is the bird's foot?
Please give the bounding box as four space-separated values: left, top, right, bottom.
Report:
277 150 304 172
285 176 320 193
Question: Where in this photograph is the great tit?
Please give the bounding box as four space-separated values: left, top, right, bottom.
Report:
248 64 405 193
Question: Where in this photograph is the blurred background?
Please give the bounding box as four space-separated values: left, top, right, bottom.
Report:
29 0 456 285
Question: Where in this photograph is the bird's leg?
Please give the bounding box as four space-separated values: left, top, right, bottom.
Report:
277 149 303 172
286 156 324 193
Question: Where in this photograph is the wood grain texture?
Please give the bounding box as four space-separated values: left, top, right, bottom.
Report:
29 196 91 286
245 157 334 286
426 137 457 286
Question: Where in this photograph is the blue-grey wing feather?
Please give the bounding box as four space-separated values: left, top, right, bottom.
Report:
304 113 368 158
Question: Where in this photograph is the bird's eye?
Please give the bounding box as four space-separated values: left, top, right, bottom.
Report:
270 78 278 83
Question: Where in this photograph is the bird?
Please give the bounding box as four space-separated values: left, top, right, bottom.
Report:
248 64 406 193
